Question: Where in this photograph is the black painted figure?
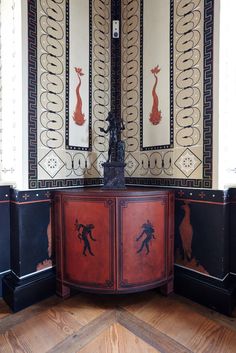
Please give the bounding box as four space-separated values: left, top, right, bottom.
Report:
99 111 125 162
75 219 96 256
136 220 156 255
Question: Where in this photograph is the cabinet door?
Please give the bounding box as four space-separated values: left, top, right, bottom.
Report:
117 195 168 291
61 196 115 292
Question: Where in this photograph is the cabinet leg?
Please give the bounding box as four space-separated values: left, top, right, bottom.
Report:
56 281 71 299
160 280 174 296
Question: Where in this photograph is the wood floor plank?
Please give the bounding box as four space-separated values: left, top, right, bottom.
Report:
69 292 156 312
187 324 236 353
116 291 158 313
78 323 161 353
0 329 27 353
0 294 107 353
174 294 236 333
117 309 192 353
1 291 236 353
0 299 11 320
3 306 82 353
0 296 62 334
123 294 236 353
57 294 107 326
47 310 116 353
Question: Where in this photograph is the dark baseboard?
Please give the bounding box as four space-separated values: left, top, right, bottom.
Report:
2 268 56 312
174 266 236 316
0 273 3 297
2 265 236 314
0 271 10 297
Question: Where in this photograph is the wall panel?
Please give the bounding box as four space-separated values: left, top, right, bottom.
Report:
122 0 214 188
28 0 111 188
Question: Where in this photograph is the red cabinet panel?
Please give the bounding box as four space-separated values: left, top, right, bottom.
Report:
53 188 174 297
117 196 167 291
57 196 115 292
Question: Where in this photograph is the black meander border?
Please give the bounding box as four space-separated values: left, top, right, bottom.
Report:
65 0 92 151
111 0 121 121
28 0 38 187
202 0 214 187
140 0 174 151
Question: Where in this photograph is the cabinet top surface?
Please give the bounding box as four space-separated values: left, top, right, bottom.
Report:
53 187 174 197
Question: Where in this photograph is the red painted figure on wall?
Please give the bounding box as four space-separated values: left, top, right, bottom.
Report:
73 67 85 126
150 65 162 125
176 200 209 275
179 201 193 262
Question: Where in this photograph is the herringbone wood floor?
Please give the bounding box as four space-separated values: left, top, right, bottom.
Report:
0 291 236 353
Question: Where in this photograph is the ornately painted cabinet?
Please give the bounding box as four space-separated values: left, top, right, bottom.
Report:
53 188 174 297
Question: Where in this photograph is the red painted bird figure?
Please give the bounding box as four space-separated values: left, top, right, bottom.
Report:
179 201 193 262
149 65 162 125
73 67 85 126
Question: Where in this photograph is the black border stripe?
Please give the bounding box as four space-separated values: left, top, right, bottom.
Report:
28 0 38 187
111 0 121 121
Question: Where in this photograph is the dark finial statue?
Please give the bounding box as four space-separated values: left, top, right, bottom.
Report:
99 112 126 189
99 111 125 163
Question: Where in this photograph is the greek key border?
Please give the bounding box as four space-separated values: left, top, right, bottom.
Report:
111 0 121 119
202 0 214 187
28 0 38 188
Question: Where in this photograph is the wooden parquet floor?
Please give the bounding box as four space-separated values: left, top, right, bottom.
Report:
0 291 236 353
